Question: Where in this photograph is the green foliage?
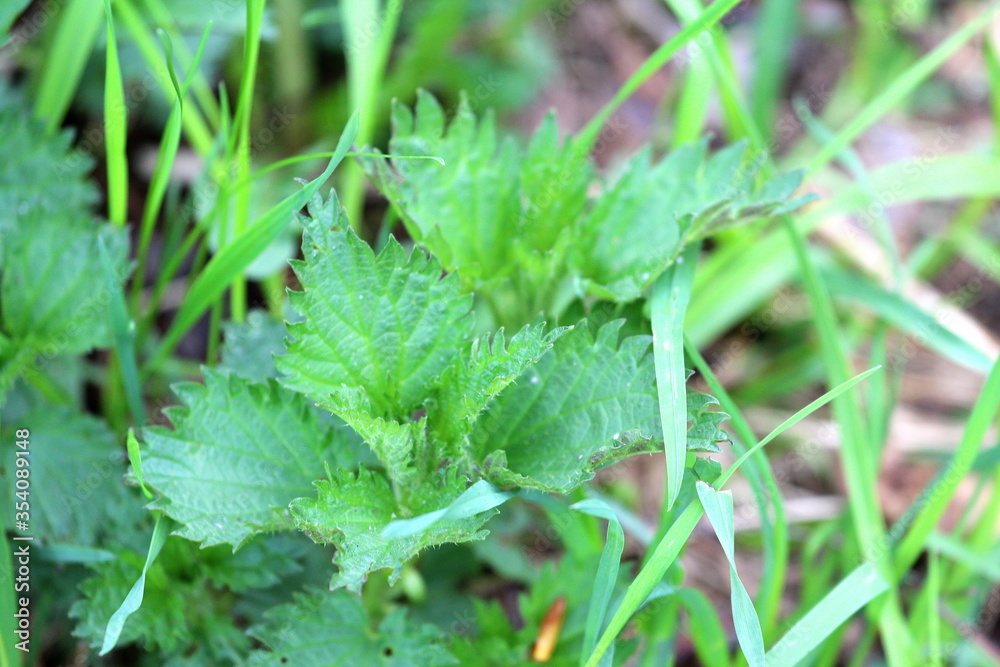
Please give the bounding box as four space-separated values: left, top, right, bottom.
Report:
475 321 655 492
119 190 726 603
0 101 129 358
290 467 494 593
575 141 809 302
13 2 962 658
429 322 565 447
474 321 728 493
0 92 97 228
364 92 589 327
365 92 811 324
248 589 457 666
276 194 474 421
0 405 135 545
141 370 355 549
71 536 307 662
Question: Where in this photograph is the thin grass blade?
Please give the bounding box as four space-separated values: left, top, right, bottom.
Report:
651 243 700 511
806 4 999 175
572 499 626 667
684 337 788 635
586 364 883 666
763 563 889 666
126 429 153 501
696 482 765 667
99 515 170 655
102 0 127 226
381 481 514 539
894 357 1000 575
34 0 103 133
823 267 994 373
573 0 742 156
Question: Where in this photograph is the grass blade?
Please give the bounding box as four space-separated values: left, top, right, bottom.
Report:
340 0 404 227
585 500 702 667
99 515 170 655
794 99 902 288
101 0 127 226
572 499 626 667
688 6 1000 347
696 482 765 667
131 25 213 311
381 481 513 539
926 532 1000 583
126 429 153 501
805 4 999 175
784 214 916 662
823 267 994 373
651 244 699 511
586 364 882 666
684 337 788 636
672 53 712 146
893 357 1000 575
763 563 889 666
147 112 359 370
717 365 883 487
112 0 213 153
751 0 799 133
34 0 103 133
661 0 764 146
229 0 267 323
573 0 742 156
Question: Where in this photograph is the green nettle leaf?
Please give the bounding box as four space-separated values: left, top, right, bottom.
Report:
265 188 729 590
366 93 812 320
248 589 457 666
429 323 567 448
370 91 521 283
318 386 429 494
141 370 355 549
290 467 494 593
0 98 129 356
686 389 730 453
575 140 811 302
1 216 129 356
472 321 658 493
472 321 728 493
0 98 98 236
364 91 592 327
0 405 137 546
276 194 474 421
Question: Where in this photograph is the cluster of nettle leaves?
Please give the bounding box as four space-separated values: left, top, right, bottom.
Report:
0 90 807 663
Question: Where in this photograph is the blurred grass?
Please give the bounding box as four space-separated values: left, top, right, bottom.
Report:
101 0 127 227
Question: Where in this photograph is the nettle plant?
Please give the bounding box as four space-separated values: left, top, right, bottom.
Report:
140 200 733 590
364 91 810 328
1 86 809 663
